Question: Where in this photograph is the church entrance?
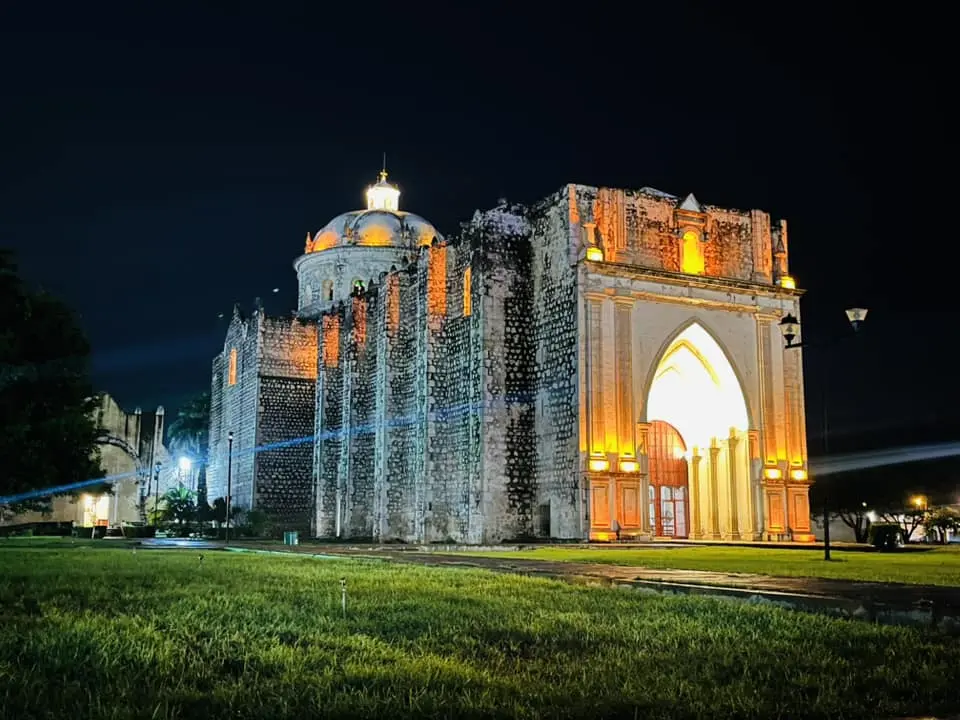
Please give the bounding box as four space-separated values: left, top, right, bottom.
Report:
645 322 752 540
647 420 689 538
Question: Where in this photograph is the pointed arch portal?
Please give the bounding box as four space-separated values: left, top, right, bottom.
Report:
644 323 753 539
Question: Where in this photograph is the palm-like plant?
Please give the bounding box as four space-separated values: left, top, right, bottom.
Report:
166 392 210 460
166 392 210 498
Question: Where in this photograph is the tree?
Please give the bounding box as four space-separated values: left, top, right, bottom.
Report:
161 484 197 528
166 392 209 460
926 507 959 544
0 250 106 515
167 391 210 504
876 507 927 543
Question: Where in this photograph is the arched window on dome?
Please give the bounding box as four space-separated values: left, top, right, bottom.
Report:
322 280 334 302
351 278 364 295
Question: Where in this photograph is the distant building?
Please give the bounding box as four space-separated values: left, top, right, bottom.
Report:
208 172 810 543
1 394 173 528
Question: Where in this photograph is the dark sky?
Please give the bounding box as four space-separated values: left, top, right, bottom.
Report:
1 1 955 448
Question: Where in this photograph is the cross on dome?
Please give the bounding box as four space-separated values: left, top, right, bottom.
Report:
365 155 400 211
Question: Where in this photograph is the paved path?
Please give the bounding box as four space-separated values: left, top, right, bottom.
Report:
229 543 960 627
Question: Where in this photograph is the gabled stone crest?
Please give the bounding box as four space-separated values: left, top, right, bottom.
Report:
678 193 703 213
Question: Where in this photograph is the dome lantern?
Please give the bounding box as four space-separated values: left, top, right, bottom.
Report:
365 160 400 212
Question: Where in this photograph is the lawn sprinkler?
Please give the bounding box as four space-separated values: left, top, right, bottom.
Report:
340 577 347 619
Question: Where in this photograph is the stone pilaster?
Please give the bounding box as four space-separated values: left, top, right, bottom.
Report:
614 300 634 457
336 350 354 538
726 429 741 540
689 448 702 539
636 422 652 533
600 298 618 454
708 440 722 539
747 429 762 540
587 297 604 455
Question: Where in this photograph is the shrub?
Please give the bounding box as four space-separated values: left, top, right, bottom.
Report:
868 522 904 551
120 524 156 539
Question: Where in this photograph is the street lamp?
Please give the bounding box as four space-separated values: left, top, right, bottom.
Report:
778 306 868 560
912 495 928 511
226 431 234 543
152 461 163 526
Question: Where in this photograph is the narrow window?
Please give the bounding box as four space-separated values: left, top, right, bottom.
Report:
322 279 334 301
463 266 472 317
680 230 705 275
228 348 238 386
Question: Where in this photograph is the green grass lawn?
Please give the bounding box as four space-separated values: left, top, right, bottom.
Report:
1 542 959 719
451 545 960 586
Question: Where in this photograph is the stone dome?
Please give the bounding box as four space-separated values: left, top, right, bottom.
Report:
304 170 441 254
307 209 440 253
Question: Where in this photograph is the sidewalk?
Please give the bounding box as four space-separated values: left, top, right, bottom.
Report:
229 543 960 631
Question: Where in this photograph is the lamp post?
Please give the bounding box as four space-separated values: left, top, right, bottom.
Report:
152 461 163 526
779 307 868 560
226 431 234 543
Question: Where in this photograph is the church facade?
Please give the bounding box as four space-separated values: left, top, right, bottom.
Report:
207 173 812 543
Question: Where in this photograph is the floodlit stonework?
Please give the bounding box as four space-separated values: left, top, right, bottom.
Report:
1 394 173 528
207 174 810 543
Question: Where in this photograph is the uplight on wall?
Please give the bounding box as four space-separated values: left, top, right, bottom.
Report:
790 469 808 481
588 458 610 472
779 275 797 290
586 246 604 262
618 460 639 473
763 467 782 480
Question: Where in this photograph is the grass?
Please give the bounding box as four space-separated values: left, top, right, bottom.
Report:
1 541 959 719
450 545 960 586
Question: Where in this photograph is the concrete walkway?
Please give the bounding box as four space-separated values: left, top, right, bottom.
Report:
227 543 960 631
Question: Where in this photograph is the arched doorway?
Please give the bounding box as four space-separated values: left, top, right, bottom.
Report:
647 421 688 538
646 322 751 540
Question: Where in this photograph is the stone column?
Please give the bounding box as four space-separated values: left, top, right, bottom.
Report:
747 430 762 540
726 429 741 540
637 422 651 534
708 439 722 539
689 448 702 539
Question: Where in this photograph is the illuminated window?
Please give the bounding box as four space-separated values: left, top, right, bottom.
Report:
680 230 704 275
228 348 238 386
352 278 364 294
322 280 334 301
463 266 472 317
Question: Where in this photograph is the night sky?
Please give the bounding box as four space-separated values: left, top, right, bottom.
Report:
2 2 955 450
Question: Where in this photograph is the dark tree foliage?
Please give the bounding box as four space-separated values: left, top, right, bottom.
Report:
167 391 210 515
0 250 105 513
166 392 210 459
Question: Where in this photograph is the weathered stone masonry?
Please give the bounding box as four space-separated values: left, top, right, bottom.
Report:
207 176 810 544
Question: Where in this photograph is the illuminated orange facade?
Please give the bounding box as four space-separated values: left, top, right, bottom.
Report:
579 186 810 543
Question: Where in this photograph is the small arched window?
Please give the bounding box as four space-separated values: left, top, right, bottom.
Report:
680 230 704 275
321 280 334 302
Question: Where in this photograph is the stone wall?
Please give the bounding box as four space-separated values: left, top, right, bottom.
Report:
207 308 258 509
529 189 583 539
253 316 318 533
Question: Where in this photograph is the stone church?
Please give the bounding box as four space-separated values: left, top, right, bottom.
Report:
207 171 812 543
